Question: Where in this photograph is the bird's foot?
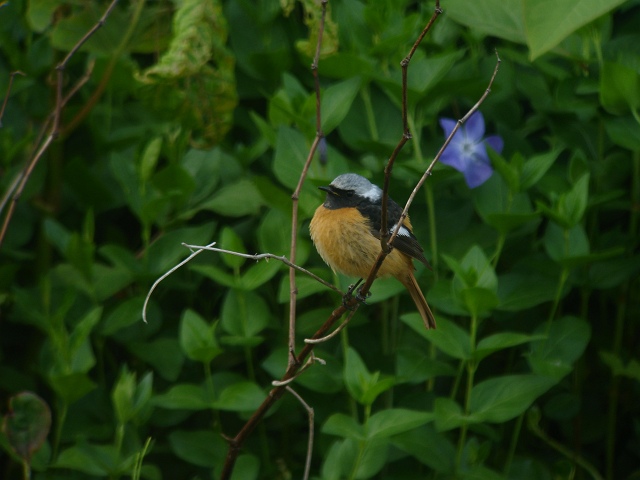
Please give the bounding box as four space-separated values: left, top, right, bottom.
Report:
342 280 370 309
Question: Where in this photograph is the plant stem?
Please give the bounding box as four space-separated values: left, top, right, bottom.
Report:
456 312 478 472
503 413 524 475
361 86 379 142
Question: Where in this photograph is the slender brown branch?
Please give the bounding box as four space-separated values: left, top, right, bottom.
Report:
0 0 119 249
181 243 342 295
287 0 328 366
219 299 355 480
391 50 502 240
285 386 315 480
380 3 443 251
0 71 25 128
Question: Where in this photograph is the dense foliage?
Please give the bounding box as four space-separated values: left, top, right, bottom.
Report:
1 0 639 479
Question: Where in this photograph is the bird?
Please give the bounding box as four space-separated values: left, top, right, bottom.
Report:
309 173 436 329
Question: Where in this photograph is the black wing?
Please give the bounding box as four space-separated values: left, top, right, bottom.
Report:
356 197 430 267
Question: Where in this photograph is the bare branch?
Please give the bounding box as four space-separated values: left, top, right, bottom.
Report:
287 0 329 366
285 387 315 480
391 50 502 243
181 243 342 295
142 242 217 324
0 0 119 249
0 71 25 128
380 3 443 252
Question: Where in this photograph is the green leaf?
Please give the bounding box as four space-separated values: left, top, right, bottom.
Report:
321 76 361 134
168 430 226 468
475 332 546 362
344 348 395 406
604 115 640 151
497 272 558 311
219 227 247 269
457 245 498 292
528 316 591 379
366 409 434 440
128 338 184 382
391 426 456 473
230 454 260 480
422 317 471 360
520 149 562 190
470 374 556 423
322 413 365 440
146 224 215 274
202 179 264 217
153 384 210 410
213 382 265 411
561 174 590 227
54 442 133 476
68 307 102 358
273 126 309 190
461 287 500 317
599 351 640 382
220 289 269 339
445 0 525 44
524 0 628 60
27 0 58 32
3 392 51 462
48 373 96 404
434 397 466 432
543 222 590 263
474 175 539 233
600 61 640 114
139 137 162 184
101 297 145 335
135 0 237 145
111 370 152 426
179 310 223 364
237 260 282 291
396 345 458 383
112 369 136 424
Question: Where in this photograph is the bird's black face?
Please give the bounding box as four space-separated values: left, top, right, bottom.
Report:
319 185 361 210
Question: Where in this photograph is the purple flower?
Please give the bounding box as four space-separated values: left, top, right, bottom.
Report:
439 111 504 188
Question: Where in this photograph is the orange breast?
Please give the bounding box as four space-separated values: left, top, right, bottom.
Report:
310 206 413 280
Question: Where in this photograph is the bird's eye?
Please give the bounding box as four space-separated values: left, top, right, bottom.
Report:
346 191 354 197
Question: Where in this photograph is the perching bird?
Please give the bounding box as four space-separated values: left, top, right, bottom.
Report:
309 173 436 329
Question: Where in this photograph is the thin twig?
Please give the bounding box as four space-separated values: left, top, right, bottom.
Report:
272 354 325 387
285 386 315 480
287 0 329 366
304 308 356 344
380 2 442 251
0 71 25 128
0 0 119 249
219 301 353 480
181 243 342 295
142 242 217 323
390 50 502 244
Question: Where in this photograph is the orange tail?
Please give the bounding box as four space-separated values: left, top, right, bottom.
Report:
402 270 436 329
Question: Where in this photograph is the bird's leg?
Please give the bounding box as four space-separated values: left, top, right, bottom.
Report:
342 279 371 308
342 279 363 309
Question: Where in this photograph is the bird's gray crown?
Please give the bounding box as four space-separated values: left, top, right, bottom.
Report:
330 173 381 201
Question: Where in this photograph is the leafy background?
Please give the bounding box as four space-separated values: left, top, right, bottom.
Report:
1 0 639 479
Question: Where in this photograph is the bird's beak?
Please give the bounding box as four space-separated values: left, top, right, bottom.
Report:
318 185 332 193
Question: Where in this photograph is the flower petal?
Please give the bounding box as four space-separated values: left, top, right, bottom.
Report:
484 135 504 154
463 160 493 188
439 118 459 139
439 147 467 172
464 111 486 143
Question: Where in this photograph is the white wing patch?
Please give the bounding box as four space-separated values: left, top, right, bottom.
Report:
392 225 412 238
